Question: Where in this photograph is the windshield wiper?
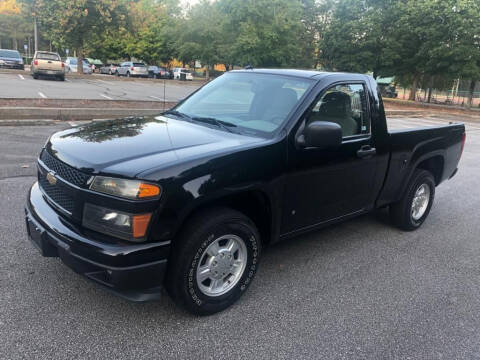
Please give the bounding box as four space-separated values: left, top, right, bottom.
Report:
191 116 237 133
162 110 192 120
163 111 237 133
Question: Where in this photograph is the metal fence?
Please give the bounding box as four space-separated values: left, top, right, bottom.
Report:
398 88 480 108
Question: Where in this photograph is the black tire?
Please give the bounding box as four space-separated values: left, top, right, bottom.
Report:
59 75 65 81
33 73 38 80
390 169 435 231
166 207 261 315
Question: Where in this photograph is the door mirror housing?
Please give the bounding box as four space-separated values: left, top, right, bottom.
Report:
297 121 342 149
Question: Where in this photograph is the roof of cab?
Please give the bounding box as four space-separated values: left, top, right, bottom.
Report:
230 68 369 81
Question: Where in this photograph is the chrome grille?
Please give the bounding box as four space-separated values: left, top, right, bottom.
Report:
39 150 89 187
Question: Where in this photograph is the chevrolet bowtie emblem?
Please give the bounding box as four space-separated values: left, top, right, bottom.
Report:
46 171 57 185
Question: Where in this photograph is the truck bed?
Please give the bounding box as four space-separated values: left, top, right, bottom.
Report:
377 123 465 207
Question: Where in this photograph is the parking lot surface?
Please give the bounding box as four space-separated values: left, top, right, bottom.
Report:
1 115 480 359
0 72 200 102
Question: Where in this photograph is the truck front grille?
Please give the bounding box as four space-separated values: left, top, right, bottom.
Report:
38 173 75 213
39 150 90 187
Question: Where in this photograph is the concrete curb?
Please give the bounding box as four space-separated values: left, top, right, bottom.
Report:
0 107 421 123
0 107 173 120
0 119 61 126
0 98 175 108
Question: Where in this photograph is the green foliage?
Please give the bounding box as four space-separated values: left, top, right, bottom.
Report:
32 0 127 52
320 0 480 85
0 0 32 50
1 0 478 92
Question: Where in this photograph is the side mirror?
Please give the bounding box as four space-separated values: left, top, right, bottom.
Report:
297 121 342 149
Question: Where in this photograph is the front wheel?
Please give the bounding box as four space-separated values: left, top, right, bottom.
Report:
166 207 261 315
390 169 435 231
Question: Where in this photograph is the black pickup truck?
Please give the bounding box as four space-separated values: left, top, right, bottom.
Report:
25 69 466 315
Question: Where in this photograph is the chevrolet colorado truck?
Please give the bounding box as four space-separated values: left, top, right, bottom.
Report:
25 69 466 315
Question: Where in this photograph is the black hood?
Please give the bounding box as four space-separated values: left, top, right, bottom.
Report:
46 116 263 178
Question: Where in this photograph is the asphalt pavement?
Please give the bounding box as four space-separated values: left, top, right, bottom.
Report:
0 72 200 102
1 116 480 359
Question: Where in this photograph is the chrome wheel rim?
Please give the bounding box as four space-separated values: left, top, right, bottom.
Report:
411 183 431 221
196 234 247 297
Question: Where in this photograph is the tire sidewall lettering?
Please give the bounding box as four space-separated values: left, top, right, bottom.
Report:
186 223 259 306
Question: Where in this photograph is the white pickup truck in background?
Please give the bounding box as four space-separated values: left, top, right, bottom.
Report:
31 51 65 81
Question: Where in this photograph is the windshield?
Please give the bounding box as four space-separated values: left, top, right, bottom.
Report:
37 52 60 61
0 50 21 59
133 62 145 67
173 72 313 136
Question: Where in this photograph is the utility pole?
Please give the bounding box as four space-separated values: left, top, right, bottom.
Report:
34 16 38 52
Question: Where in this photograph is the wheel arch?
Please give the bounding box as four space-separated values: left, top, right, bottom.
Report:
395 152 445 203
416 155 444 185
174 189 275 247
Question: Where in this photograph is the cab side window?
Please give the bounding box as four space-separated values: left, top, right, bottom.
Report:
307 83 370 138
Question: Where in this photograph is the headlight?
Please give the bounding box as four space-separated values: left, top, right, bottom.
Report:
83 203 151 242
89 176 161 200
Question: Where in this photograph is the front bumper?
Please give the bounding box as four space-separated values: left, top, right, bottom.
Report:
0 63 24 69
25 182 170 301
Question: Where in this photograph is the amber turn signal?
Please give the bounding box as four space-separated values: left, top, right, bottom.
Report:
132 213 152 238
138 183 161 198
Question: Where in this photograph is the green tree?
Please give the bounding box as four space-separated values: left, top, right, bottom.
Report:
319 0 397 78
122 0 177 65
0 0 32 51
222 0 315 68
175 0 224 78
33 0 127 73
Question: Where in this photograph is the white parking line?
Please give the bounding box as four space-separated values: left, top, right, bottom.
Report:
149 95 163 101
100 93 113 100
38 92 47 99
65 78 71 82
96 79 109 84
18 74 25 80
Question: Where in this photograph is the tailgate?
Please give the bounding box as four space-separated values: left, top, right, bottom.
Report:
37 59 62 71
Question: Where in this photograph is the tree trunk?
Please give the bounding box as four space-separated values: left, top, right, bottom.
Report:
427 76 434 103
409 75 419 101
13 27 17 50
77 47 84 74
467 80 476 109
205 65 210 80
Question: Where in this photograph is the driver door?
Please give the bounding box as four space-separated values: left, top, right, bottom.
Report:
282 81 378 234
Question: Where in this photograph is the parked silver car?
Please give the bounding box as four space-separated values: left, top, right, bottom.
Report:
65 57 92 74
116 62 148 78
99 63 120 75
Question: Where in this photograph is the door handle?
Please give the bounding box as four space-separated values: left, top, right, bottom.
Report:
357 145 376 158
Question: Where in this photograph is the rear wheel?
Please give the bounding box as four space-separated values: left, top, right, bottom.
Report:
390 169 435 231
166 207 261 315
